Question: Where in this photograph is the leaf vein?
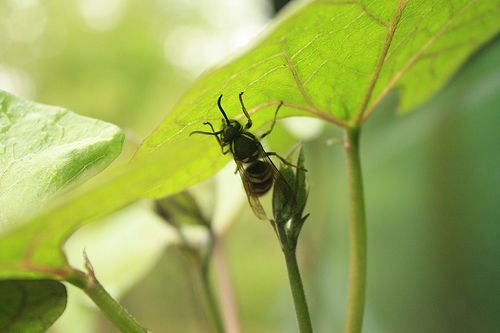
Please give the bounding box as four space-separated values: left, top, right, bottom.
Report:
363 0 479 122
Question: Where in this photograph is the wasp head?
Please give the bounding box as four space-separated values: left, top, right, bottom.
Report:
220 119 242 143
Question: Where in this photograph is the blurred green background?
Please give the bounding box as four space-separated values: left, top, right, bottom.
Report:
1 0 499 332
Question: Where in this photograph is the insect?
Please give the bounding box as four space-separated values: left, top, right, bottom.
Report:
190 92 303 220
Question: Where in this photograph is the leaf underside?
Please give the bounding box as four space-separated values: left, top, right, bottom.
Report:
134 0 499 197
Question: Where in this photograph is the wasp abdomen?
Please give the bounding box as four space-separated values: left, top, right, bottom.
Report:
244 160 273 196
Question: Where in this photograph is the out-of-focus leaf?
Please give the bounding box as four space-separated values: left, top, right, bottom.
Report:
0 279 66 333
64 203 178 298
155 191 210 227
0 90 124 229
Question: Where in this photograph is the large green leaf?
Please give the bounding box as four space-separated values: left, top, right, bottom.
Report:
0 0 498 280
133 0 499 197
0 91 124 229
0 280 66 332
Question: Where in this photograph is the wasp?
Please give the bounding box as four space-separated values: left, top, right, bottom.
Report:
190 92 303 220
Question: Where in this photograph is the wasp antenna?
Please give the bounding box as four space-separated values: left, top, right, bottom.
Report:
217 94 231 125
190 130 222 136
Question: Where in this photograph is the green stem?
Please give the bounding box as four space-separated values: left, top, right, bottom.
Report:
275 222 313 333
200 265 225 333
185 233 224 333
343 126 367 333
66 269 148 333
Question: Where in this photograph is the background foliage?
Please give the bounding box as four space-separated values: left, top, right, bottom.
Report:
0 0 499 332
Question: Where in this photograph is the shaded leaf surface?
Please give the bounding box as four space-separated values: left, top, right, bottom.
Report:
0 279 66 333
0 91 124 229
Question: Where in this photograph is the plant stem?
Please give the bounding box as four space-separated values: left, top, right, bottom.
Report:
195 264 225 333
343 126 367 333
65 269 148 333
275 222 313 333
183 233 225 333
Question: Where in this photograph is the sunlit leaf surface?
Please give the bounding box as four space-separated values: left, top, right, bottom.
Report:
134 0 499 197
0 91 124 229
0 91 123 279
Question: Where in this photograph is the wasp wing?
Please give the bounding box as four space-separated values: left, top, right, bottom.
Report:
255 142 297 218
235 160 268 220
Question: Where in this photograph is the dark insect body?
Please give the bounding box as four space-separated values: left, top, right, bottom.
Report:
190 92 301 220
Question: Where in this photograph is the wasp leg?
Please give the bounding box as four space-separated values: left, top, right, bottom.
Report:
239 92 253 130
202 121 215 130
261 101 283 139
200 121 229 155
266 151 307 171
